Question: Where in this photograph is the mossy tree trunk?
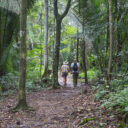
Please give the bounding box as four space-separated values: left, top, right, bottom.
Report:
52 0 71 88
81 40 88 84
52 20 61 88
15 0 28 110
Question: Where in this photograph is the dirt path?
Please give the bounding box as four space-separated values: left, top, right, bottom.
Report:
0 76 118 128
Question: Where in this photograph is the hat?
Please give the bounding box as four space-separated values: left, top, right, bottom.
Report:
63 61 68 65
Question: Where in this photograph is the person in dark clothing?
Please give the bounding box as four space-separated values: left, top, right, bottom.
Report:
71 59 79 87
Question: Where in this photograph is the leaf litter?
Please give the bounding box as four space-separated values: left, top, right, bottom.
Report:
0 84 119 128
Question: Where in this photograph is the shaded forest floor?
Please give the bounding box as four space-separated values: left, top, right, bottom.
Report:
0 75 119 128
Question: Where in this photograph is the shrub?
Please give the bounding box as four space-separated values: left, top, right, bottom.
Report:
102 87 128 114
0 72 18 92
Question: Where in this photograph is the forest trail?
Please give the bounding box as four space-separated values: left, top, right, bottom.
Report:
0 76 118 128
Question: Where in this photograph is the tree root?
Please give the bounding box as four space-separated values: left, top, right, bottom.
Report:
10 104 35 113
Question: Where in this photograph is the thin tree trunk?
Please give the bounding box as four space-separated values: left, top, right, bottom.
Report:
42 0 48 77
14 0 28 110
115 0 122 70
106 6 109 54
76 27 79 62
40 13 43 78
107 0 113 84
0 8 2 76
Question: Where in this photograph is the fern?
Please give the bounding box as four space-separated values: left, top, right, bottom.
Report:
102 87 128 114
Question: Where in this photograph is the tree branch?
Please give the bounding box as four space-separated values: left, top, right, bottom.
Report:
54 0 58 19
60 0 72 20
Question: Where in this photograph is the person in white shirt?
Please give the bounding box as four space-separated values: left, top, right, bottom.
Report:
71 59 79 87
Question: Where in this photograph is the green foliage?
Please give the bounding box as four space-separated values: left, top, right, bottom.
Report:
65 26 77 36
95 90 109 101
109 75 128 91
0 73 19 100
79 68 100 83
88 54 97 63
87 68 100 82
0 72 18 91
79 72 84 78
27 47 43 80
26 80 42 92
94 75 128 116
118 122 126 128
102 87 128 114
87 54 97 68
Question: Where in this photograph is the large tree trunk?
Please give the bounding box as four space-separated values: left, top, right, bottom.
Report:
42 0 48 78
52 0 71 88
52 21 61 88
107 0 113 84
14 0 28 110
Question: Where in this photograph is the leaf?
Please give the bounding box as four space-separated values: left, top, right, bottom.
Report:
78 117 95 126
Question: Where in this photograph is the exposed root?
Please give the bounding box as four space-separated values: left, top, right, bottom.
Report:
10 104 34 113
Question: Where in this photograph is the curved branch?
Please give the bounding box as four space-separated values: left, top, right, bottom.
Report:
60 0 72 20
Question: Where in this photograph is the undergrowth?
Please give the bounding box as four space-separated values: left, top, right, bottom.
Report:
0 72 52 100
94 74 128 121
79 68 100 82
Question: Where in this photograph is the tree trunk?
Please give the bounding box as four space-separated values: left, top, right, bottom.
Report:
107 0 113 84
0 8 4 77
52 21 61 88
40 13 43 78
52 0 71 88
0 8 2 71
76 28 79 62
42 0 48 78
115 0 122 70
15 0 28 110
81 40 88 84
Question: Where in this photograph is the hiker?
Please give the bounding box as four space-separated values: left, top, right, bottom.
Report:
71 59 79 87
61 61 70 86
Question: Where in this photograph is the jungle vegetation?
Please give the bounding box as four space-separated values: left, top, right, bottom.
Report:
0 0 128 123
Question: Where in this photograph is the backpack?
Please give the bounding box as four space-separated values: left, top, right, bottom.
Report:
72 63 78 71
62 65 68 73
